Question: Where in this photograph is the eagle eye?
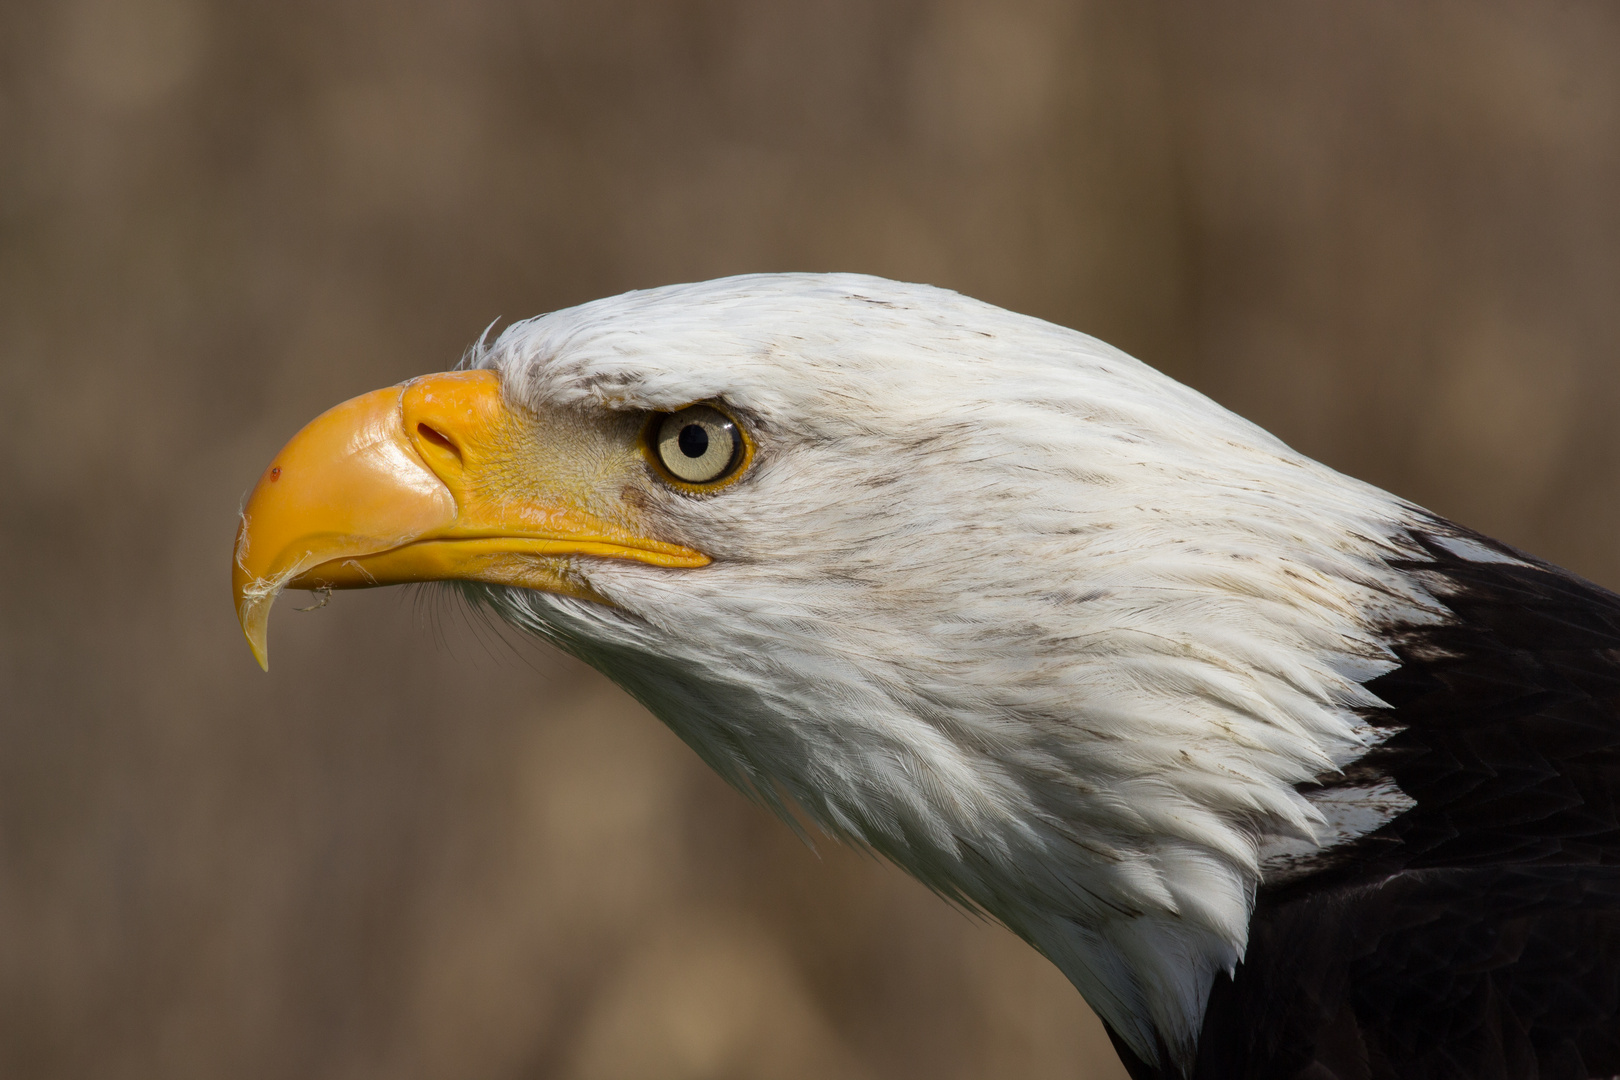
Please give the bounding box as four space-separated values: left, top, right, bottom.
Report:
653 405 743 485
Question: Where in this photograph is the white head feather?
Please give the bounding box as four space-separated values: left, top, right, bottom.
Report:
467 273 1443 1069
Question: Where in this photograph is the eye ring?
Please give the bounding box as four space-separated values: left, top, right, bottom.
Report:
646 404 750 489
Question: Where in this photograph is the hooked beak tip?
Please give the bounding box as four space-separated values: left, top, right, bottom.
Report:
238 591 273 671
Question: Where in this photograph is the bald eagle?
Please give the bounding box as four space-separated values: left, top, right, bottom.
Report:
234 274 1620 1080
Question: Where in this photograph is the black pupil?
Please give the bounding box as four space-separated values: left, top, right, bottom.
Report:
677 423 709 459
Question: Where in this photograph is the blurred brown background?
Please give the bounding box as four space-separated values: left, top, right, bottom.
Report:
2 1 1617 1077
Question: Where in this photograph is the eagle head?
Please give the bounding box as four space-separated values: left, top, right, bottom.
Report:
233 273 1438 1069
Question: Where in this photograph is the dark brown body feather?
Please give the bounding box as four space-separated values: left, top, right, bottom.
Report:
1108 525 1620 1080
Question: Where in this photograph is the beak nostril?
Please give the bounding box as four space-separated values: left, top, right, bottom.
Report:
417 423 461 461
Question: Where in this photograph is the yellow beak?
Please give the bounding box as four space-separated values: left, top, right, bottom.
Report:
232 370 708 670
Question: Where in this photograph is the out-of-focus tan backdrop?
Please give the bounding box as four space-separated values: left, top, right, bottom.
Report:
2 1 1617 1077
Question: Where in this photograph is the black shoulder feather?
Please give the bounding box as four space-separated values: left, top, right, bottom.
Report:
1111 523 1620 1080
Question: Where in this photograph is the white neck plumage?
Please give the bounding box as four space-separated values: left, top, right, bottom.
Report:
471 273 1447 1071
